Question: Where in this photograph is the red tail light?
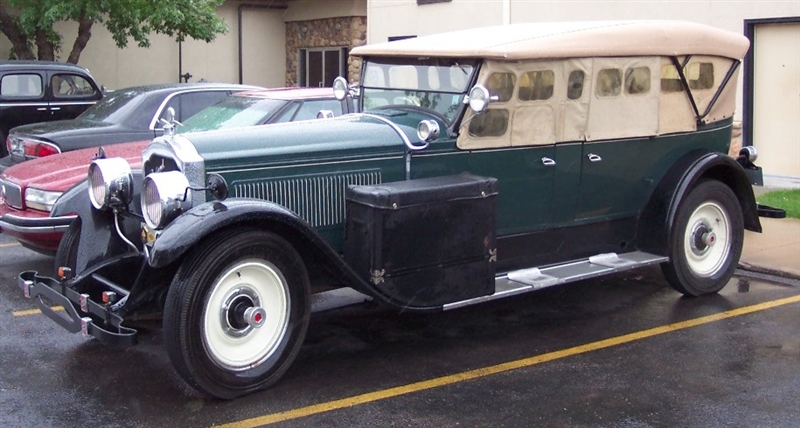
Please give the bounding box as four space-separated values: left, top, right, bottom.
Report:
20 138 61 158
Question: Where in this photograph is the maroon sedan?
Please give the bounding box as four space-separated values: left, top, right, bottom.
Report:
0 87 353 254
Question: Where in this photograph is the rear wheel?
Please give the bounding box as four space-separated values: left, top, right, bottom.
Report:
163 228 310 399
661 180 743 296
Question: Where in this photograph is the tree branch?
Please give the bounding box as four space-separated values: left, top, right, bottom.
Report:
67 14 93 64
0 4 34 59
35 28 55 61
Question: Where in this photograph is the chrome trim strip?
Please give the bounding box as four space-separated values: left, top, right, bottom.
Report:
360 113 413 148
213 155 403 175
0 102 47 107
0 214 76 234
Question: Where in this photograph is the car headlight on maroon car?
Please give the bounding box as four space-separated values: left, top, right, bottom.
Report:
141 171 192 230
88 158 133 210
25 188 62 212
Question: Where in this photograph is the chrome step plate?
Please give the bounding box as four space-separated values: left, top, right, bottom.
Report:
443 251 667 311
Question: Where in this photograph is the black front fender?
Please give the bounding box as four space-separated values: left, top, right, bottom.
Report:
51 171 144 273
149 199 323 268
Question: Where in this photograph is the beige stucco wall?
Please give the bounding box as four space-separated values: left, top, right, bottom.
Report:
0 1 288 90
284 0 366 22
753 22 800 186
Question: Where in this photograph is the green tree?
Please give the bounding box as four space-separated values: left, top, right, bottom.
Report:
0 0 228 64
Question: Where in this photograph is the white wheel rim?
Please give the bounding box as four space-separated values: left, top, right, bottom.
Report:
683 201 731 277
202 260 290 371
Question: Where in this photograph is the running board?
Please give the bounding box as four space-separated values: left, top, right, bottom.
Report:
443 251 668 311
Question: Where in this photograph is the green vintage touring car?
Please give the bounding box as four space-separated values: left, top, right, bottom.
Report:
20 21 762 399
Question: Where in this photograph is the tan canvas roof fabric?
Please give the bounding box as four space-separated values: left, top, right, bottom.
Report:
351 21 750 61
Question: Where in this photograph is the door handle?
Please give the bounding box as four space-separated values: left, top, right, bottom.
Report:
50 107 61 111
587 153 602 162
36 107 47 111
541 157 556 166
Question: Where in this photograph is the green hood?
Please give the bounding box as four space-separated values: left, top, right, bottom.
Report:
183 114 411 172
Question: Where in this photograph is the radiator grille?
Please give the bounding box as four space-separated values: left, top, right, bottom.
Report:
0 178 23 209
234 171 381 227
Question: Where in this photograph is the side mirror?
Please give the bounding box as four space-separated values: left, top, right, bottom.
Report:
465 85 498 113
333 76 349 101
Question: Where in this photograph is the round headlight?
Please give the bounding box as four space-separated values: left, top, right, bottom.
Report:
467 85 491 113
142 171 192 230
88 158 133 210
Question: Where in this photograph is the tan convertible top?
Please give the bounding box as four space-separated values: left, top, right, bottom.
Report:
351 20 750 61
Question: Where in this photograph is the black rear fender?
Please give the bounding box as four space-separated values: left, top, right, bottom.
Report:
637 150 761 255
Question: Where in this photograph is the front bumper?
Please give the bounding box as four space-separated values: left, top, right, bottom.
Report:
18 271 137 346
0 211 75 253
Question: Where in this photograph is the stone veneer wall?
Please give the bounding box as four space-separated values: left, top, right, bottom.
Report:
285 16 367 87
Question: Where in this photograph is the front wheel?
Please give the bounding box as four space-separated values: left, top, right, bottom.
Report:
163 228 310 399
661 180 743 296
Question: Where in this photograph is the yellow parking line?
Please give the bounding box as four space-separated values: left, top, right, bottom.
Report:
213 294 800 428
0 242 21 248
13 306 64 316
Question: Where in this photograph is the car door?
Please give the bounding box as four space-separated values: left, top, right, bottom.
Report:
576 57 660 222
47 71 102 120
0 70 50 131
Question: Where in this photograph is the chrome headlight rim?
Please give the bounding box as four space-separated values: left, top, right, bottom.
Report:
88 158 133 210
24 188 63 212
141 171 192 230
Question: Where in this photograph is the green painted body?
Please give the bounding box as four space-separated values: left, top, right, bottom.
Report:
185 106 732 252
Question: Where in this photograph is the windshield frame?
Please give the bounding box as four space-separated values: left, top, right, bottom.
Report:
358 57 479 126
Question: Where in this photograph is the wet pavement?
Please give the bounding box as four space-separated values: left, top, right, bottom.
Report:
1 232 799 427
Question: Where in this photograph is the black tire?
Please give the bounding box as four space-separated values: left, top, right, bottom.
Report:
163 228 310 399
661 180 744 296
54 217 81 276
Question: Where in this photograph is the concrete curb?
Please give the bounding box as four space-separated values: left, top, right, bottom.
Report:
738 262 800 281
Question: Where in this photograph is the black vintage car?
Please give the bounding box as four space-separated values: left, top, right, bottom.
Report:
0 82 258 172
0 60 103 157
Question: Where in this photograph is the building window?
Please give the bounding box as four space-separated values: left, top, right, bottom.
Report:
298 47 349 88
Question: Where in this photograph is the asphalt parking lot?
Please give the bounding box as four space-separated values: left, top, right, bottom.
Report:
2 231 799 428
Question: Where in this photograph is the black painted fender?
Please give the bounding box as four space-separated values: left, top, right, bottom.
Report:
637 150 761 255
147 198 445 313
148 199 315 268
51 171 145 273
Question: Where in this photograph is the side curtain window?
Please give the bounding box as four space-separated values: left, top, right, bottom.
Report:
518 70 554 101
596 69 622 97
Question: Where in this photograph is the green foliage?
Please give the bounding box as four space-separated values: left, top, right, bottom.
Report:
757 188 800 219
0 0 227 62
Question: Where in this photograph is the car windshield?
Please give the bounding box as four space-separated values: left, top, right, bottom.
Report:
178 96 288 133
360 57 477 124
77 89 145 124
